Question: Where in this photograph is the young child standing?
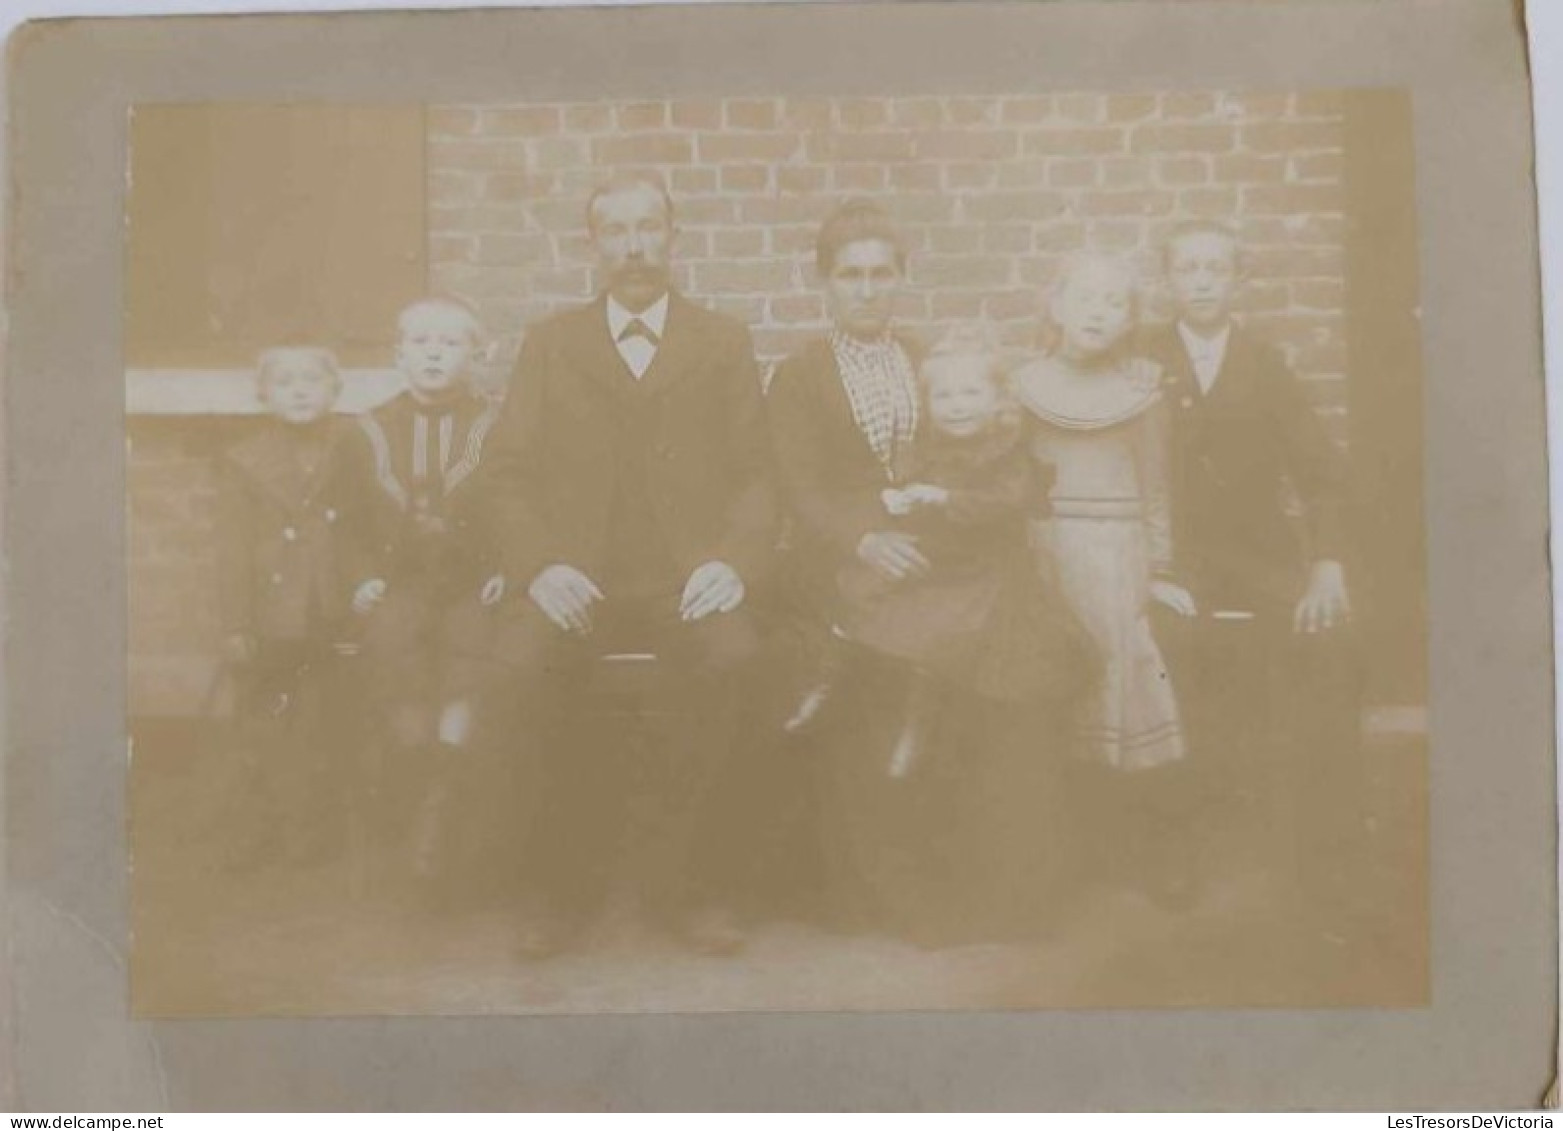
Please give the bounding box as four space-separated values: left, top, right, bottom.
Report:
347 296 506 887
1013 254 1195 907
215 345 367 871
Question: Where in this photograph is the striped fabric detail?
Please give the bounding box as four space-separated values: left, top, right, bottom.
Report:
356 414 407 508
410 412 457 484
1047 496 1146 520
1075 720 1183 748
412 414 430 482
1025 395 1159 432
443 399 501 494
1075 719 1185 771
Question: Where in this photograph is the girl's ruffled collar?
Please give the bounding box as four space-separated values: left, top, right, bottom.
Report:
1012 352 1163 430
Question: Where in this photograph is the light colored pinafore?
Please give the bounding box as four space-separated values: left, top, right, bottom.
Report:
1015 353 1186 772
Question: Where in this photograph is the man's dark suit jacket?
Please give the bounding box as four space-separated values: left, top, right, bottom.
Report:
1144 322 1349 611
482 292 776 597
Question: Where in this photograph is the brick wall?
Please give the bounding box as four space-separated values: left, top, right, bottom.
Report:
131 90 1353 716
427 91 1348 430
129 419 237 716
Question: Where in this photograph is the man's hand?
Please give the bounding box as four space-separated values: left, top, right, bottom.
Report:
1294 559 1350 634
856 530 931 582
352 577 388 616
480 574 507 607
1149 579 1198 617
680 560 745 622
528 564 603 634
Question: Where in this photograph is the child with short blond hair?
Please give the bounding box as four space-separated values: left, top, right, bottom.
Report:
347 296 506 886
216 345 367 870
822 324 1094 775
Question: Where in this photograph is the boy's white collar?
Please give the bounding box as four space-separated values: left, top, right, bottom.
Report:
1176 319 1233 396
1176 318 1233 352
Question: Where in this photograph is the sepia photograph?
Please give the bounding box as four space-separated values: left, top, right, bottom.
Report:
5 0 1554 1110
122 87 1430 1017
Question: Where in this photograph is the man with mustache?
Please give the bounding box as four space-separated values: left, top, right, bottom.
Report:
482 172 776 958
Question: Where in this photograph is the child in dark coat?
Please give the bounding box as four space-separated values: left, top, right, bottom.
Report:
345 296 507 888
215 345 369 870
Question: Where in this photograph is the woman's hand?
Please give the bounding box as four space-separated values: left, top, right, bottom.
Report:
1294 559 1350 634
856 530 931 582
352 577 388 616
901 483 950 509
881 488 913 516
1149 579 1198 618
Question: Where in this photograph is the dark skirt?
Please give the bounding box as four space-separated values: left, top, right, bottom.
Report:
837 552 1098 705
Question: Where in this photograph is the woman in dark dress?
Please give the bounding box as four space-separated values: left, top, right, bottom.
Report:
764 200 925 937
767 202 1077 945
768 200 925 723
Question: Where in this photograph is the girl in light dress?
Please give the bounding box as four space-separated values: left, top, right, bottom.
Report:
1012 254 1197 906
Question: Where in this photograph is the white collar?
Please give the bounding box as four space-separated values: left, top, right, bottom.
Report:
606 292 670 341
1176 319 1232 360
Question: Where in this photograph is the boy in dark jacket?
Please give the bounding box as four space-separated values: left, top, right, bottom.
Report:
1144 220 1363 923
216 345 368 870
347 296 506 889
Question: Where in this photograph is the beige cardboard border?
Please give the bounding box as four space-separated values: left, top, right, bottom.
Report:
5 0 1553 1111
